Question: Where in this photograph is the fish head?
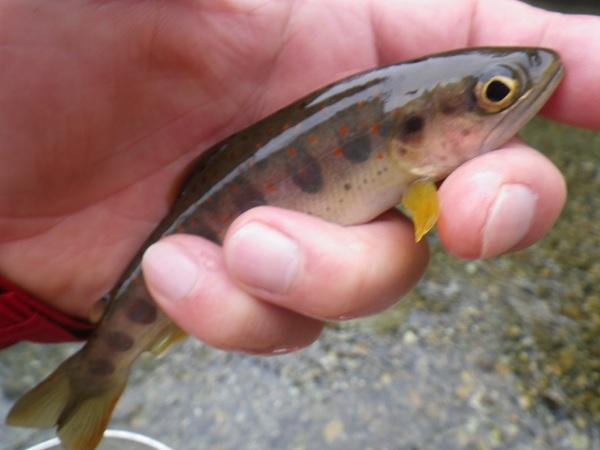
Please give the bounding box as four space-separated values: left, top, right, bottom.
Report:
385 47 564 179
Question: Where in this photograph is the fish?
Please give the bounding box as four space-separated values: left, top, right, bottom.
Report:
6 47 563 450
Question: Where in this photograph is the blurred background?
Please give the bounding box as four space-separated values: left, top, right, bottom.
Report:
2 1 598 449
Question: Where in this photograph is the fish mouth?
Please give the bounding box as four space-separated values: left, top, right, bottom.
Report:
481 54 564 153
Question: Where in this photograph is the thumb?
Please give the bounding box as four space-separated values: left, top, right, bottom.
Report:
438 141 566 259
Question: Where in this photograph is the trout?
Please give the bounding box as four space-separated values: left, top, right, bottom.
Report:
7 47 564 449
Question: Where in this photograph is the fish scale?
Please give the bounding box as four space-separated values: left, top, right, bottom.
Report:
6 47 564 450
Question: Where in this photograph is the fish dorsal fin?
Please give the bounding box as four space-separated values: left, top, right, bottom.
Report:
401 179 440 242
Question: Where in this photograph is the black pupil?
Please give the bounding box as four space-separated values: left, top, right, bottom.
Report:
485 80 511 102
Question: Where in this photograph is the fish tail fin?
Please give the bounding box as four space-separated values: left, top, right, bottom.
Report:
6 351 128 450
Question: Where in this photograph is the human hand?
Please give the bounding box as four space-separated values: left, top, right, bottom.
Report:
0 0 596 353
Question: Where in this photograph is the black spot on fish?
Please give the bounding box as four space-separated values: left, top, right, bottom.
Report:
403 115 424 135
105 331 134 352
286 148 323 193
232 178 266 213
528 51 542 67
344 183 352 191
342 133 371 163
89 358 115 376
126 299 157 324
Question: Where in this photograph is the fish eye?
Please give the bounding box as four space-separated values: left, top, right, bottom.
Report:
475 70 521 113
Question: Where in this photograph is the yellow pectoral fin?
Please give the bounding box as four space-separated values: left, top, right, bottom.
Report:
401 179 440 242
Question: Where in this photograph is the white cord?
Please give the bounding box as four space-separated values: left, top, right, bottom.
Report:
23 429 175 450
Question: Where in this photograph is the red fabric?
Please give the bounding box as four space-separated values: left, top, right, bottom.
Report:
0 275 94 350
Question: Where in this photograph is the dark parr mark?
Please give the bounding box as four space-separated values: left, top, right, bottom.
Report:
403 115 424 135
231 178 266 213
341 133 371 163
105 331 134 352
126 299 157 324
286 148 323 193
88 358 115 376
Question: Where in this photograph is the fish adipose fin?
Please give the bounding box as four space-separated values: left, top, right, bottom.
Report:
6 352 128 450
401 179 440 242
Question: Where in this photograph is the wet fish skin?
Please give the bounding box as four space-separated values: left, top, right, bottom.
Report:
6 47 563 450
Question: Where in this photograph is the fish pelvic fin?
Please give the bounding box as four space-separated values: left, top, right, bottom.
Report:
6 351 129 450
401 179 440 242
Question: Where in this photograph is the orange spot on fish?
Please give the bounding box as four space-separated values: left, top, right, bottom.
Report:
287 147 297 157
334 147 343 157
357 100 365 107
376 152 385 160
282 122 291 130
370 123 381 135
265 181 277 193
307 134 319 144
339 126 349 137
255 143 262 149
228 184 239 193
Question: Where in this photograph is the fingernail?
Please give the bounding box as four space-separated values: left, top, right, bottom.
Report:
241 345 301 355
226 222 300 295
142 242 199 302
481 184 537 258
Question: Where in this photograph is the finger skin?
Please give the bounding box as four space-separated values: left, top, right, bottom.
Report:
143 235 323 354
223 207 429 320
438 143 566 259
